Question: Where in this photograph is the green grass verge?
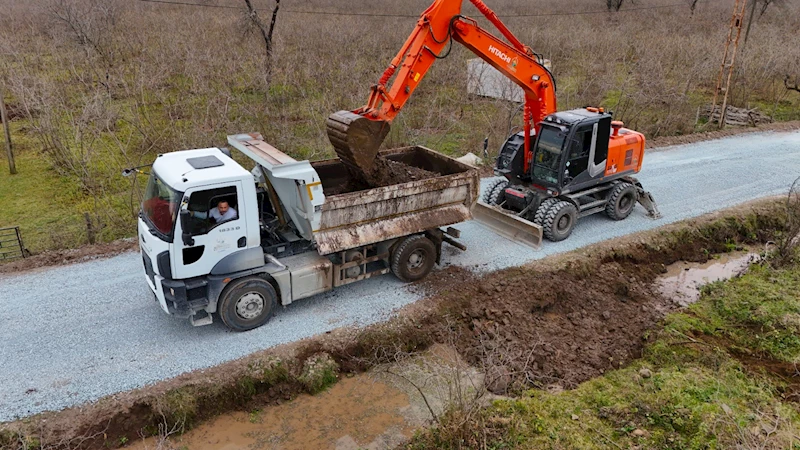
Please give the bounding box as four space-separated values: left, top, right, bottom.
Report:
409 261 800 449
0 122 86 252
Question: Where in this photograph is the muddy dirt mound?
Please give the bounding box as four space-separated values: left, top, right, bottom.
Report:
0 238 138 275
431 263 661 393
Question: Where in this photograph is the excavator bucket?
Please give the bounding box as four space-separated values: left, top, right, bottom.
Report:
471 201 543 249
326 110 391 176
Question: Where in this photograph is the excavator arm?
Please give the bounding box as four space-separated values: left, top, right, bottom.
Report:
327 0 557 176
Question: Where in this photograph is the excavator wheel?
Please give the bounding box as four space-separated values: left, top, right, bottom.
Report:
533 198 559 226
483 179 509 205
542 201 578 242
605 182 638 221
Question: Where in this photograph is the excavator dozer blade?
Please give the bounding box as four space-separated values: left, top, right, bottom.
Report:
326 110 391 176
471 201 543 249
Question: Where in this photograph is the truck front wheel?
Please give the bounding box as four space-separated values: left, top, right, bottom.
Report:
218 276 278 332
391 235 436 282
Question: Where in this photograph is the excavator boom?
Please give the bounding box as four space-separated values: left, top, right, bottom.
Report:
327 0 556 180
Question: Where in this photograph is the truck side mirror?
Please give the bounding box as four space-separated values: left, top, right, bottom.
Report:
179 210 195 246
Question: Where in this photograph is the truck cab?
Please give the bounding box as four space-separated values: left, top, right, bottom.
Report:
138 148 265 327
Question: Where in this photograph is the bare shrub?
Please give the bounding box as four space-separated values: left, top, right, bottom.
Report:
1 0 800 249
774 176 800 266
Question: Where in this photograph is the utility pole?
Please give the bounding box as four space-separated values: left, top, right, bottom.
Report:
0 84 15 175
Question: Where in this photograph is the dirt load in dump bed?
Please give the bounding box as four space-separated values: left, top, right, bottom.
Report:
313 146 463 196
310 146 479 255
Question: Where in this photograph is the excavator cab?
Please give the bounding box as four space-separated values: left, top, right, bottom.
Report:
496 108 613 193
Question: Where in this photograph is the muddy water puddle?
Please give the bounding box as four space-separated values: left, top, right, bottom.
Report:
131 345 481 450
657 251 759 306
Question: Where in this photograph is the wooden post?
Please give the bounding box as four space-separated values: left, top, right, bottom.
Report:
84 212 96 245
0 84 15 175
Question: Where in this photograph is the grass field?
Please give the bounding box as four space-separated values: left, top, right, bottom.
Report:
1 0 799 252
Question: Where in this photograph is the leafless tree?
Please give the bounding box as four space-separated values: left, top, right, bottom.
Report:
46 0 122 94
47 0 120 64
744 0 786 45
607 0 636 11
688 0 701 15
774 176 800 266
758 0 783 17
607 0 623 11
244 0 281 77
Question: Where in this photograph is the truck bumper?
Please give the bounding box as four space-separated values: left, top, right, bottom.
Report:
159 277 210 320
141 255 212 325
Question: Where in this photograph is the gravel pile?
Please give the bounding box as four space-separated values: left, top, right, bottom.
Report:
2 129 799 421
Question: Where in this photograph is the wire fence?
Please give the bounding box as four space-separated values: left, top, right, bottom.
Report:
0 226 29 261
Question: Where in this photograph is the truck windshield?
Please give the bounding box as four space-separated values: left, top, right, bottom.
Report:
142 171 183 240
532 126 566 185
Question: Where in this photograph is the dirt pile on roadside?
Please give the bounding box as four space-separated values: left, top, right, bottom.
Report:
427 262 662 393
0 238 138 275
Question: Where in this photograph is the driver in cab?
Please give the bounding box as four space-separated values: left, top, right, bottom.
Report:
190 199 238 224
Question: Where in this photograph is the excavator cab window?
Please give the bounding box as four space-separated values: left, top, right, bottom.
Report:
565 126 593 182
531 126 566 185
564 125 592 185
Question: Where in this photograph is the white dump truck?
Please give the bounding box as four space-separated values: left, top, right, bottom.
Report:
135 133 481 331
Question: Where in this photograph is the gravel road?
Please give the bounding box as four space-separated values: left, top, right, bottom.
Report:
2 130 799 421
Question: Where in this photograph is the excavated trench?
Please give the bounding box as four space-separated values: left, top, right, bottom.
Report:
127 253 765 449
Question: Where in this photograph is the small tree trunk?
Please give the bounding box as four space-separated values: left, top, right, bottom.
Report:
244 0 281 77
786 75 800 93
743 0 757 46
690 0 700 16
84 212 96 244
0 84 15 175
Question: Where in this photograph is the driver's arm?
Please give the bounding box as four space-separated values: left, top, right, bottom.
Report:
190 210 209 220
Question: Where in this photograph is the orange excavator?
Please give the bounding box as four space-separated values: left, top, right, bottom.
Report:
327 0 660 244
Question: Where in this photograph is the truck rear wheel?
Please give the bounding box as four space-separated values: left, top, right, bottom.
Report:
391 235 436 282
543 201 578 242
605 182 638 220
218 276 278 332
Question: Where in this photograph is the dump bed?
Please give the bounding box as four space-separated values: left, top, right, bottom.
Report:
311 146 479 255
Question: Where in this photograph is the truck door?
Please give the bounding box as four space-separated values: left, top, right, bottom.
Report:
174 182 248 280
